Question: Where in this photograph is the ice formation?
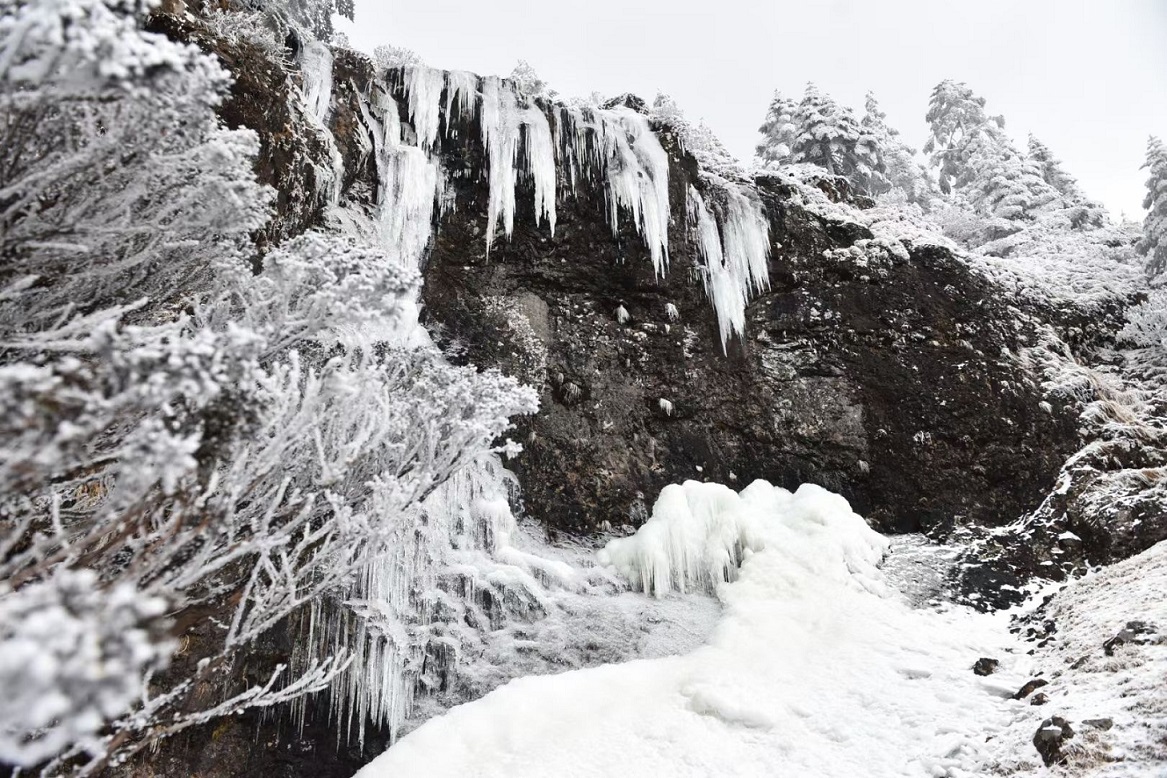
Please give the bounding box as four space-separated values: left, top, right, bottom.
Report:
687 183 772 352
358 480 1040 778
293 459 524 745
600 480 887 597
560 106 672 275
365 87 442 269
403 66 446 149
443 71 479 136
480 76 558 253
300 40 334 126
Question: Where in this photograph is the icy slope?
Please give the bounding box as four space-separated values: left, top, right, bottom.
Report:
358 481 1032 778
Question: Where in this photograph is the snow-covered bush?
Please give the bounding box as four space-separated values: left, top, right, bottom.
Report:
0 573 170 766
1121 289 1167 353
509 59 554 99
0 2 538 771
374 43 424 69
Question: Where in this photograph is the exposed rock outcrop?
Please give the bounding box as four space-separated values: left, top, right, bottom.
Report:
320 54 1082 538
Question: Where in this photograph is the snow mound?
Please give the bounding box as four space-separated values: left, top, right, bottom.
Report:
358 480 1029 778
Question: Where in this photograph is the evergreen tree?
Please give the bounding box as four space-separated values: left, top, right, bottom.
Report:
755 90 798 166
1027 135 1083 202
1139 136 1167 281
924 80 1005 194
861 92 927 200
961 133 1059 224
789 83 883 193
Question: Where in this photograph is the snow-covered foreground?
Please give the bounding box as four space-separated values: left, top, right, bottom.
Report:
359 481 1038 777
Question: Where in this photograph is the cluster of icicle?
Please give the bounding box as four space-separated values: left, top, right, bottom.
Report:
356 61 772 351
286 52 776 746
686 181 772 352
290 458 530 746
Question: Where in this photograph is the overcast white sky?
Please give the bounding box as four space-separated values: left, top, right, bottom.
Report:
340 0 1166 218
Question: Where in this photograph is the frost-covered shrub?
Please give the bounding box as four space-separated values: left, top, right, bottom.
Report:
0 572 170 766
0 2 538 771
374 43 423 69
508 59 554 99
0 0 269 331
1121 290 1167 353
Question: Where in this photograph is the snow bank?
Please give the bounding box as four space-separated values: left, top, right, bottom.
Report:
359 480 1030 778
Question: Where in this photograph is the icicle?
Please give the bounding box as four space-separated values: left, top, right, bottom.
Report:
300 40 334 126
687 183 771 353
601 109 671 276
557 106 671 275
523 106 557 236
479 77 558 252
404 66 446 149
362 86 441 271
444 71 479 135
480 76 518 253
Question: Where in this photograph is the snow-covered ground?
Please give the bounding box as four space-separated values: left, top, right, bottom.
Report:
358 480 1167 777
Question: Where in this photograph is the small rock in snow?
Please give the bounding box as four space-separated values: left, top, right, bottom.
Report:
1013 677 1049 700
972 657 999 676
1033 716 1075 766
1103 620 1157 656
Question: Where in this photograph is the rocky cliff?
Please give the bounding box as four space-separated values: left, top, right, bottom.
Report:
125 7 1165 775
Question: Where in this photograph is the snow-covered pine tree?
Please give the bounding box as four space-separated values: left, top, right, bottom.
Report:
924 80 1006 195
961 134 1060 224
755 90 799 166
861 91 928 200
1139 136 1167 282
1027 135 1084 202
790 83 883 194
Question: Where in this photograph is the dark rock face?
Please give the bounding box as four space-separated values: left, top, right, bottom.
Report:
379 105 1080 538
146 13 335 255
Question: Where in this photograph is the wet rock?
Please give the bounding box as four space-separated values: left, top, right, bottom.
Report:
1013 677 1050 699
1030 692 1050 706
1033 716 1075 766
972 657 1000 676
